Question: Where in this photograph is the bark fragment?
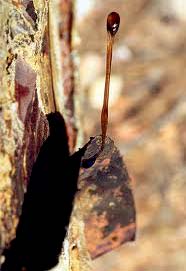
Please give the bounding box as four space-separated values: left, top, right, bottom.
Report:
65 136 136 264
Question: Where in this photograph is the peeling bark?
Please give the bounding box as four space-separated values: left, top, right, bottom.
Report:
52 136 136 271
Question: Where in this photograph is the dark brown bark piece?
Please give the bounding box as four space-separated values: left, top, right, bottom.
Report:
77 136 136 259
59 0 77 152
25 1 37 23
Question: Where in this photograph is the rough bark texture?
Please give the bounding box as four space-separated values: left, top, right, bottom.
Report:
0 0 51 260
71 136 135 258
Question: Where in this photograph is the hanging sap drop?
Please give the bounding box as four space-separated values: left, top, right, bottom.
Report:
107 12 120 36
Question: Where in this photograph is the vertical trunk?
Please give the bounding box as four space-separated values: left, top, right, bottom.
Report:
0 0 83 268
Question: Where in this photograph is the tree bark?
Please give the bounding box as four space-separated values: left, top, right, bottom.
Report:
0 0 83 269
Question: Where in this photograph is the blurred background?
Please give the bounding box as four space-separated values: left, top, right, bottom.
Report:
75 0 186 270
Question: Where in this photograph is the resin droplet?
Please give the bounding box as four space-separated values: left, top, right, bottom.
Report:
107 12 120 36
